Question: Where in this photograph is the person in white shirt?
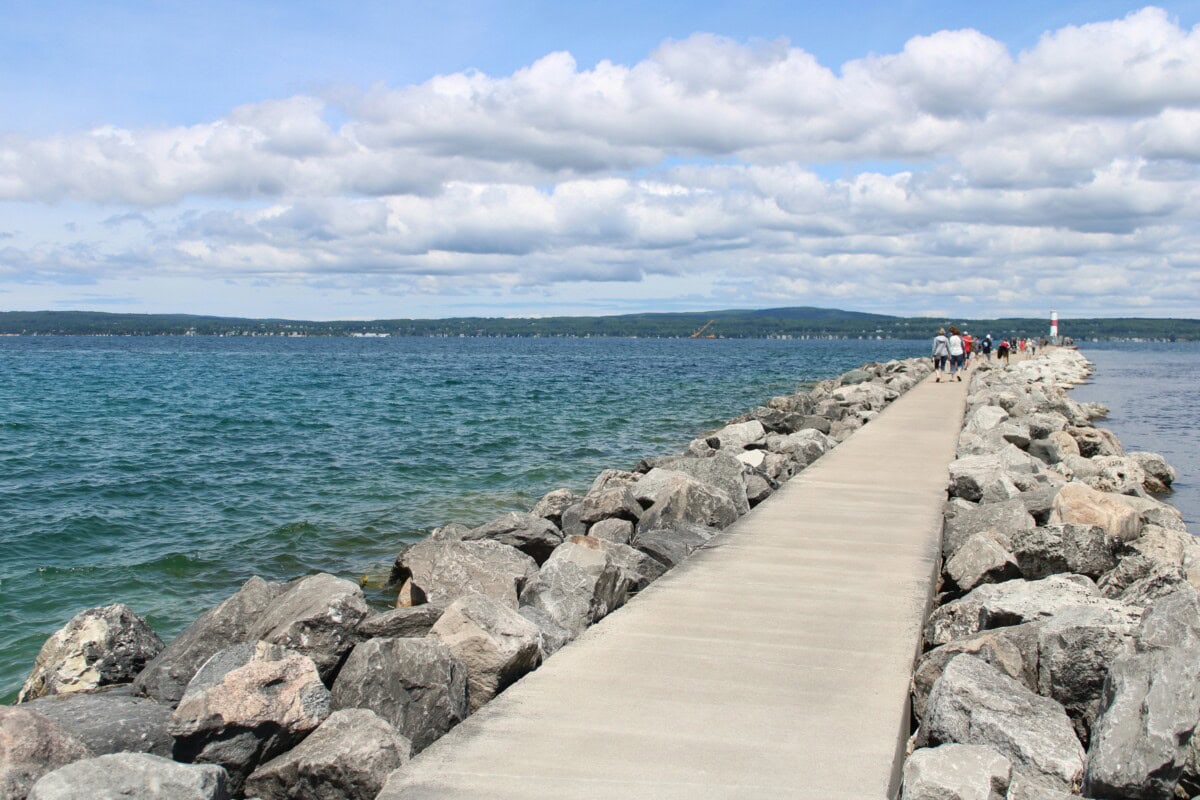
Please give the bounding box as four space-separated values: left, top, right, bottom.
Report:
947 326 965 381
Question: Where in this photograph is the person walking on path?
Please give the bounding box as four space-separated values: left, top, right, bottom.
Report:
982 334 993 360
947 326 965 381
931 328 951 381
997 338 1011 365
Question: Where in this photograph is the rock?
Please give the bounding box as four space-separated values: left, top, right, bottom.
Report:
0 707 91 800
912 623 1041 726
169 651 330 792
1128 452 1176 494
965 405 1010 436
1048 482 1142 542
1007 524 1116 580
924 574 1109 647
1068 426 1124 458
634 472 739 533
330 638 467 754
22 689 174 757
577 536 668 594
355 604 448 640
517 606 573 659
1081 455 1147 496
461 512 563 564
799 415 832 434
182 641 293 696
1098 525 1193 598
744 474 773 506
947 452 1032 503
1027 431 1080 465
901 743 1011 800
588 517 633 544
1016 485 1060 525
942 499 1035 561
246 573 369 681
18 604 164 702
519 537 630 641
760 452 795 482
656 454 751 516
831 382 896 409
748 407 806 434
1119 565 1190 608
242 709 409 800
1111 493 1188 533
944 533 1021 592
632 521 717 569
530 488 579 528
27 753 229 800
709 420 766 450
925 655 1084 792
429 593 541 711
390 540 538 610
1004 771 1075 800
735 449 767 469
765 429 833 467
587 469 639 494
839 368 874 385
133 576 286 705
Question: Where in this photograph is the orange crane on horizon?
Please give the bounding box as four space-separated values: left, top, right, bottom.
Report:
690 320 717 338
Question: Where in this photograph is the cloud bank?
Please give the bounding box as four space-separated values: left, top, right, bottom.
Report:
3 7 1200 316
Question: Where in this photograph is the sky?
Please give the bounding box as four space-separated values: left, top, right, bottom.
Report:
3 2 1200 320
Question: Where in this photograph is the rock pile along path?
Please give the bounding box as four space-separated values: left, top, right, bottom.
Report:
380 368 971 800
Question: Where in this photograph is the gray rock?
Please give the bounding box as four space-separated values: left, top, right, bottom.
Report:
242 708 409 800
530 488 579 528
1119 565 1190 608
709 420 766 450
1003 771 1075 800
744 474 773 506
182 641 292 697
765 429 833 467
169 652 330 794
462 512 563 564
944 533 1021 592
632 521 718 569
246 573 369 681
1048 482 1142 542
1098 525 1193 598
519 537 630 641
748 406 806 434
926 655 1084 792
588 469 640 494
429 593 541 711
1112 493 1188 533
330 637 467 754
656 454 751 516
1068 426 1124 458
943 499 1035 561
0 706 91 800
634 472 739 533
133 576 286 705
517 606 573 659
799 415 832 434
588 517 633 545
19 604 164 702
839 368 873 385
22 689 174 757
578 536 668 594
1128 452 1176 494
1015 485 1061 525
358 606 446 642
1007 524 1116 580
901 743 1011 800
390 540 538 610
576 486 643 526
28 753 229 800
1027 431 1080 465
947 452 1029 504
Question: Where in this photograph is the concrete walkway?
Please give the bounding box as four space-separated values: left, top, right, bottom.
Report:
380 370 969 800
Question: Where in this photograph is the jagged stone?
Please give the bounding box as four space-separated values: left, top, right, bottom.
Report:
744 473 773 506
944 533 1021 592
942 499 1035 561
634 471 739 533
530 488 579 528
519 538 630 641
588 469 640 494
390 539 538 610
355 603 448 640
246 573 369 680
655 454 750 515
632 522 717 569
1128 452 1176 494
460 512 563 564
430 593 541 711
517 606 572 659
27 753 229 800
22 689 174 757
1068 426 1124 458
901 743 1011 800
588 517 634 544
709 420 766 450
1006 524 1116 579
1027 431 1080 465
0 706 92 800
1048 482 1142 542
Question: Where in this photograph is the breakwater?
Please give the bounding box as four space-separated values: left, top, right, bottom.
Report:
1 353 935 799
903 348 1200 799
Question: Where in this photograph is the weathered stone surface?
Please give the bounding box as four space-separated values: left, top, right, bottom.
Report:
170 652 330 793
390 540 538 610
182 641 292 697
1068 426 1124 458
1007 524 1116 580
924 575 1105 647
529 488 579 527
330 637 467 754
632 522 717 569
0 706 91 800
1027 431 1080 465
1098 525 1193 599
27 753 229 800
634 471 739 533
430 593 541 711
519 538 630 641
245 573 369 681
1128 452 1176 493
355 604 448 640
1112 492 1188 533
1016 485 1060 525
747 406 806 434
517 606 572 659
944 533 1021 592
656 454 750 516
19 604 164 702
577 485 644 526
242 709 409 800
588 517 633 545
588 469 639 494
133 576 286 705
1003 771 1075 800
766 429 833 467
947 451 1033 504
926 655 1084 792
964 405 1010 436
462 512 563 564
942 499 1035 561
1048 482 1142 542
23 689 174 757
577 536 668 594
744 473 773 506
912 623 1041 726
901 743 1011 800
709 420 766 450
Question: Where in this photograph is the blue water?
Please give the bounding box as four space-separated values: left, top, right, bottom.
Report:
0 335 926 702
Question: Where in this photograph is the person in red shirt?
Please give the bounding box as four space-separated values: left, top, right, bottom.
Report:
962 332 974 361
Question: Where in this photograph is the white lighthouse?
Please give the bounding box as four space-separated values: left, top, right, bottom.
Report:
1051 311 1059 340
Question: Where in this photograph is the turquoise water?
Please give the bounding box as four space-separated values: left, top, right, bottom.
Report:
0 336 926 702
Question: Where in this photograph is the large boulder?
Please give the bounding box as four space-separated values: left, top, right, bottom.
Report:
1128 452 1176 493
942 499 1035 561
22 689 174 757
460 512 563 564
429 593 542 711
169 651 331 794
27 753 228 800
1048 482 1142 542
1068 426 1124 458
924 575 1108 647
1027 431 1080 465
1097 525 1195 599
330 637 467 754
1006 524 1116 580
584 537 669 594
390 540 538 610
0 707 91 800
246 573 369 681
709 420 766 450
530 488 579 528
656 454 750 516
901 743 1012 800
633 522 718 568
943 533 1020 593
242 709 410 800
519 537 630 641
925 655 1085 792
133 576 286 705
18 604 164 702
634 471 739 533
588 517 634 545
355 603 448 640
947 450 1037 504
562 486 643 535
765 429 833 467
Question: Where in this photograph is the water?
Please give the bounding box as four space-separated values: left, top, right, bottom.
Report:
0 335 925 702
1070 342 1200 530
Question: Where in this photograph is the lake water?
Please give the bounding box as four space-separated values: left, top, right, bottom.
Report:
0 335 924 702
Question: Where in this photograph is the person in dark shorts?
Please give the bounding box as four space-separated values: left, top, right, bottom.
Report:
931 328 950 381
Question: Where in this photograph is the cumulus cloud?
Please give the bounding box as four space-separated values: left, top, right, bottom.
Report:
3 6 1200 316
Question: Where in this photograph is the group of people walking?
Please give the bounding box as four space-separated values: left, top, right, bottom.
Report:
931 327 1039 381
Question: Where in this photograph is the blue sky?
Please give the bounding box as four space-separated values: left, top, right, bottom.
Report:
3 1 1200 319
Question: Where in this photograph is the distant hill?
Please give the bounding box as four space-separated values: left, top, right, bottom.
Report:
1 308 1197 340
